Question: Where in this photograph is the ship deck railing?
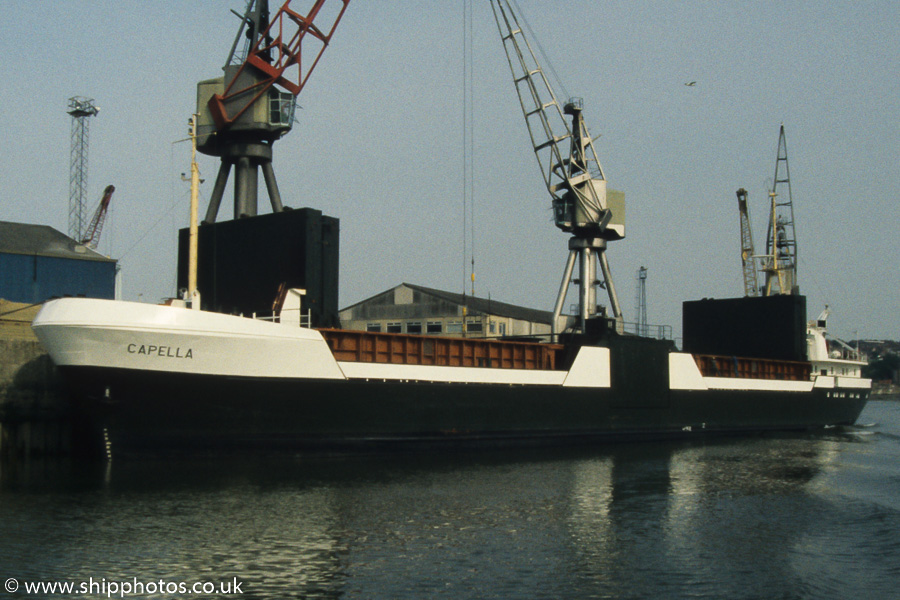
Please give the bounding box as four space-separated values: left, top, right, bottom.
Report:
620 321 674 340
251 310 312 328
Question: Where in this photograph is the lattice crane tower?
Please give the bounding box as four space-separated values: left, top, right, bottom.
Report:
762 125 799 296
67 97 100 241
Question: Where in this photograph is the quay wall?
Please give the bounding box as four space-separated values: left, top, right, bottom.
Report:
0 300 73 458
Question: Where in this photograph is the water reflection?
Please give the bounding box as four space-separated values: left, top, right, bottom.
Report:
0 420 893 599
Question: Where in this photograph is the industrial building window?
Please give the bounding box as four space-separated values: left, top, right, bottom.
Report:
366 323 381 332
466 322 483 333
499 323 506 336
489 321 496 334
406 322 422 334
447 321 463 334
427 321 442 334
386 322 402 333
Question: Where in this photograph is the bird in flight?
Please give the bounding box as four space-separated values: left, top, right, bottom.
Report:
685 81 697 87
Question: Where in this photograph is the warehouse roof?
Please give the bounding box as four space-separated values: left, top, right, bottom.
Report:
0 221 115 263
342 282 553 324
404 283 553 324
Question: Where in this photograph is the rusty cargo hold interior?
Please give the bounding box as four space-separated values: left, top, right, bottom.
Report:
319 329 564 370
693 354 811 381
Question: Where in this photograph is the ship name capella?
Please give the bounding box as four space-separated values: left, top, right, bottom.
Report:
127 343 193 359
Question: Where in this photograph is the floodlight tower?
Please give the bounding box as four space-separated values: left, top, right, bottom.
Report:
68 96 100 240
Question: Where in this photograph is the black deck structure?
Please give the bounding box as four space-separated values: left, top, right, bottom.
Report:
177 208 339 327
682 295 807 362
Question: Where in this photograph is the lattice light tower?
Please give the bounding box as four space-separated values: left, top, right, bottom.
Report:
68 97 100 241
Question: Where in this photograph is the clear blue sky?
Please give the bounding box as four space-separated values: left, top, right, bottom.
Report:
1 1 897 341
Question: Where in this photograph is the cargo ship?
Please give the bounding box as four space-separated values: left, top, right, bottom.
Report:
30 1 870 457
31 290 870 457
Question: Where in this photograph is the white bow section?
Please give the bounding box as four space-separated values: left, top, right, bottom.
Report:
32 298 345 379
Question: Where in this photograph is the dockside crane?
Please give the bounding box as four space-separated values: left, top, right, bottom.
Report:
196 0 349 222
734 126 799 298
80 184 115 250
735 188 760 297
762 125 798 296
491 0 625 337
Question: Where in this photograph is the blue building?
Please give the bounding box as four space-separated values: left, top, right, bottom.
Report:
0 221 116 304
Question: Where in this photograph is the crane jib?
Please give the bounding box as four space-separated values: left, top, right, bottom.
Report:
210 0 350 129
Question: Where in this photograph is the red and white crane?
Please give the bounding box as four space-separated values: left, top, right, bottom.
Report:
197 0 349 222
80 184 115 250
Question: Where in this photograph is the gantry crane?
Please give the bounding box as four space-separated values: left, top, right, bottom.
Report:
491 0 625 337
80 185 115 250
735 188 760 297
196 0 349 222
762 125 798 296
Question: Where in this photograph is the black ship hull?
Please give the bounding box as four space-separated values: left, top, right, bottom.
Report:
33 298 871 458
60 365 868 458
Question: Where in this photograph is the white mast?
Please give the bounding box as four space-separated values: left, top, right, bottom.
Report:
188 114 202 310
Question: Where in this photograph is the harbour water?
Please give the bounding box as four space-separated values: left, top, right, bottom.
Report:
2 401 898 599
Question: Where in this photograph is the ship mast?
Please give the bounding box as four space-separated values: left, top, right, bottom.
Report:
187 114 201 310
